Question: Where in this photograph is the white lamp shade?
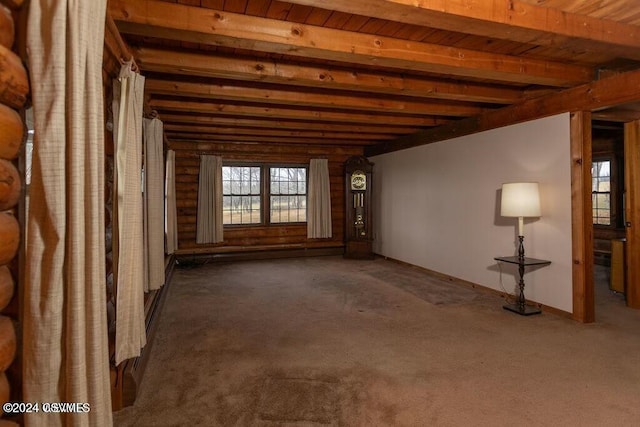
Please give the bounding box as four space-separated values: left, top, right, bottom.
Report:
501 182 541 217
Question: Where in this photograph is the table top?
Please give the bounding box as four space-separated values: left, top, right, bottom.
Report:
494 256 551 266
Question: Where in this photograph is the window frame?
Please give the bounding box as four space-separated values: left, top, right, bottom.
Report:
268 165 308 224
221 162 308 227
221 163 263 226
592 157 613 227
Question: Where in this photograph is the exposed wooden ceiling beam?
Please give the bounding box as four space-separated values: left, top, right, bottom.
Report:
166 134 373 146
109 0 593 87
159 114 421 134
167 141 366 153
284 0 640 61
592 106 640 122
163 124 396 140
135 47 524 104
366 68 640 156
145 79 486 116
149 98 452 126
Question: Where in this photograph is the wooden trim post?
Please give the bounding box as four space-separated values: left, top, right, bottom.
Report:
624 120 640 309
570 111 594 323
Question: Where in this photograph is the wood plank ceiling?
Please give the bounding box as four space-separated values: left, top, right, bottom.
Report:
108 0 640 153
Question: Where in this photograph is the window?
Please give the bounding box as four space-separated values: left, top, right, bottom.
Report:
592 160 611 225
222 165 307 225
270 167 307 223
222 166 261 225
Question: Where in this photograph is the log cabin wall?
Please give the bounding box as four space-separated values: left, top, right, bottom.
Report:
0 0 27 425
171 141 364 255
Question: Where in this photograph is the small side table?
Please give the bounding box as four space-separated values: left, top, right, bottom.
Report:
494 256 551 316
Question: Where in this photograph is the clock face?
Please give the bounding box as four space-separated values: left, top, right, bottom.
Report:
351 170 366 190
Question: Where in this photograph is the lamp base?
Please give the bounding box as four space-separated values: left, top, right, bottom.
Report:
518 235 525 259
503 303 541 316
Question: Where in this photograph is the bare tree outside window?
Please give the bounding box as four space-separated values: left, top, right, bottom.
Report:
222 166 261 225
270 167 307 223
221 164 307 225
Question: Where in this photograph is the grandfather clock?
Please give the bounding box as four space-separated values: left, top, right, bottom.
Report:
344 156 374 259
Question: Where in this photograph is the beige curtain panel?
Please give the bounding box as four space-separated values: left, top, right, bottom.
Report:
307 158 333 238
113 62 147 365
23 1 113 426
165 149 178 254
143 118 165 291
196 155 224 244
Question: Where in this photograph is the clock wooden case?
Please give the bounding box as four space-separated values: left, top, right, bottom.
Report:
344 156 374 259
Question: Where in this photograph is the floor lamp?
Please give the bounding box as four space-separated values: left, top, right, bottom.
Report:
498 182 548 315
501 182 541 259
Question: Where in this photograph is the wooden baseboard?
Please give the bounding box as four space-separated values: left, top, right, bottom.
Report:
376 254 573 319
174 241 344 256
118 255 176 408
176 246 344 264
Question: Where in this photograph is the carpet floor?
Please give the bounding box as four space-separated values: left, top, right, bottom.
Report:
114 256 640 426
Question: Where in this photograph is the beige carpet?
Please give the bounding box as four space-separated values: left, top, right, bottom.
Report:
114 257 640 426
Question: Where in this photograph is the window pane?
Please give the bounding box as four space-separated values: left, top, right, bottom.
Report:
591 160 612 226
298 195 307 222
282 196 290 222
595 193 610 208
272 195 309 223
269 167 307 223
251 180 260 195
223 166 261 225
599 162 610 177
270 195 279 223
597 178 610 192
287 181 297 195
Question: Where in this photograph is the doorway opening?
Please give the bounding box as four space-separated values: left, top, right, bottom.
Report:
591 120 627 315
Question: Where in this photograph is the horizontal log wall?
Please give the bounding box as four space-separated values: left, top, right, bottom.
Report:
0 2 23 425
169 141 364 253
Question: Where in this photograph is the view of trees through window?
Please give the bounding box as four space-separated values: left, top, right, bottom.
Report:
270 167 306 223
222 165 307 225
592 160 611 225
222 166 261 225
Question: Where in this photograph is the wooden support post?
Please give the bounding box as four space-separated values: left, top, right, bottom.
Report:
624 120 640 309
570 111 594 323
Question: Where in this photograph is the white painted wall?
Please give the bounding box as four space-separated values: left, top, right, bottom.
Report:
370 114 573 312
